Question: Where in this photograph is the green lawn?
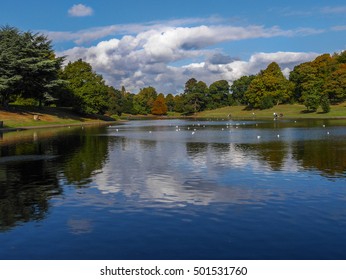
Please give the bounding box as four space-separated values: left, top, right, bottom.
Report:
0 106 110 129
195 103 346 119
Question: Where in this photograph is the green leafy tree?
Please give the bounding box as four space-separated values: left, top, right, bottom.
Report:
334 50 346 64
173 94 184 113
320 95 330 113
245 62 291 109
303 91 321 112
324 63 346 103
122 94 136 114
107 86 123 116
183 78 208 114
290 61 319 102
117 86 135 114
133 86 157 114
165 93 175 112
207 80 230 109
230 75 255 105
290 53 339 109
60 59 109 114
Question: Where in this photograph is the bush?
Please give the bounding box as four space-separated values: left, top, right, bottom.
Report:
320 96 330 113
304 95 320 112
12 97 38 106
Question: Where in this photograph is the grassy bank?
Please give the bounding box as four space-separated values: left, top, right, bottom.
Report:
0 106 115 129
195 103 346 119
1 103 345 129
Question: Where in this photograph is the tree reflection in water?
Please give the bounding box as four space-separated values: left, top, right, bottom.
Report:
0 126 110 231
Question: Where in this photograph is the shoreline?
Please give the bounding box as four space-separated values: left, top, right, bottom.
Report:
0 120 121 133
1 102 345 132
1 115 346 134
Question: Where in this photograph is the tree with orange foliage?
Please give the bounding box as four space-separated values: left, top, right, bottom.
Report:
151 93 168 115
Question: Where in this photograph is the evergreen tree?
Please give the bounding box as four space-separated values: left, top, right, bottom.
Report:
0 26 22 106
0 26 63 107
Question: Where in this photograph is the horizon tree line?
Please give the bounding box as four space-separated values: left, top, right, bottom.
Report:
1 25 346 116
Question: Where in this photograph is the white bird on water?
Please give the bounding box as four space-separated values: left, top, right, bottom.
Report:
257 135 261 139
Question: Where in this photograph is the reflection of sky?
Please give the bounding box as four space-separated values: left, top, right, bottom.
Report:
90 120 346 209
2 121 346 260
67 218 93 235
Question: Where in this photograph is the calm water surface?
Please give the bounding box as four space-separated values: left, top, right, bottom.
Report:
0 119 346 259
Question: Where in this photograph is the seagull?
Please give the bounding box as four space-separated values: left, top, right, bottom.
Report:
257 135 261 139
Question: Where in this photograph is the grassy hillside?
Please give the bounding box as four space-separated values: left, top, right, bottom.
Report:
195 103 346 119
0 106 114 129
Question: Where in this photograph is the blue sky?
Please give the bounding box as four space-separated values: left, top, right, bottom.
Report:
1 0 346 93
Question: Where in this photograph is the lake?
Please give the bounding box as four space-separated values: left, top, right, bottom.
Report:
0 119 346 260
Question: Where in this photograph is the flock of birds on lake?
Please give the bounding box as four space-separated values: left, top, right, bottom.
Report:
109 120 332 140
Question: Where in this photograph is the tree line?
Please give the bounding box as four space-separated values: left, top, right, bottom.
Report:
1 26 346 117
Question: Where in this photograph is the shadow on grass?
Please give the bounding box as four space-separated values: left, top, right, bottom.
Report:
300 109 329 115
300 109 317 114
242 106 253 111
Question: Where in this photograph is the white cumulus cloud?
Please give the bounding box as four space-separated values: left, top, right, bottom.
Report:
58 21 321 93
68 4 93 17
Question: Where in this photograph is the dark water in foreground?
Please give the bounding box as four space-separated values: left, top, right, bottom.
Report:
0 119 346 260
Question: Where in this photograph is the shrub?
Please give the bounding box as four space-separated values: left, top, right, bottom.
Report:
304 95 320 112
320 96 330 113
